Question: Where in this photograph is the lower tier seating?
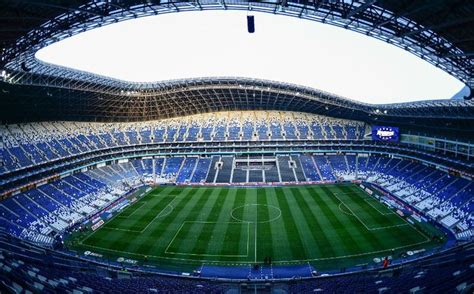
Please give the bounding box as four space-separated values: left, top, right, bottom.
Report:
1 154 472 246
0 230 472 293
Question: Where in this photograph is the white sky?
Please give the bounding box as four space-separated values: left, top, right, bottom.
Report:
35 10 465 104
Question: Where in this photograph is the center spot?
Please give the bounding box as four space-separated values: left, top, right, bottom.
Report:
231 204 281 223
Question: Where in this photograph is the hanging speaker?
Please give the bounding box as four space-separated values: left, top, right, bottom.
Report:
247 15 255 33
464 91 473 100
21 61 31 72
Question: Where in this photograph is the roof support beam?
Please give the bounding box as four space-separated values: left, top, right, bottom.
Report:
1 0 472 88
345 0 376 19
402 16 474 39
441 52 474 59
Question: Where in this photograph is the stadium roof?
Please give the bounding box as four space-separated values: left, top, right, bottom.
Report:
1 0 473 86
2 77 473 138
0 1 473 131
31 9 465 104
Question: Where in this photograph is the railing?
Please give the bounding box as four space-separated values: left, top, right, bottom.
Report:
2 140 472 198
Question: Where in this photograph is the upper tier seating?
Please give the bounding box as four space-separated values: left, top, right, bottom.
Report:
0 111 366 174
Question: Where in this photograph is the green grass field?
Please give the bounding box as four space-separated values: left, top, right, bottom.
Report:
67 184 445 271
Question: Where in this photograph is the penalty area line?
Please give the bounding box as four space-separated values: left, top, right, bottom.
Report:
363 198 395 216
333 193 408 231
164 222 187 254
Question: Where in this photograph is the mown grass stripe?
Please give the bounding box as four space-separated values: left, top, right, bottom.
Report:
312 186 366 255
335 187 416 251
335 185 426 247
257 187 274 262
290 186 334 257
205 188 242 257
104 187 179 232
327 186 386 251
284 187 331 260
337 186 404 228
217 188 249 260
275 187 309 260
266 187 294 263
160 187 215 255
133 187 209 256
69 184 442 271
244 188 258 262
186 188 230 256
298 186 349 257
169 188 221 254
81 187 175 249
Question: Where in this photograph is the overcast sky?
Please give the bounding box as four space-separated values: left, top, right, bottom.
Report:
35 10 465 104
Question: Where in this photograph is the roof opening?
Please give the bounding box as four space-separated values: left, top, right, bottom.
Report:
35 10 465 104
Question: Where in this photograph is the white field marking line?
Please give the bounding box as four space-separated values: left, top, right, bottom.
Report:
364 223 408 231
75 242 253 264
100 227 141 233
107 200 175 233
341 190 395 216
164 221 250 257
163 221 186 254
338 203 353 216
363 198 395 216
77 188 431 264
270 237 432 264
138 204 174 232
246 222 250 261
139 189 188 230
255 205 257 263
139 197 180 233
166 253 248 257
337 191 431 243
336 191 394 216
230 204 282 223
125 202 147 218
80 197 138 244
387 203 431 243
333 193 408 231
336 191 401 219
78 232 431 265
80 189 172 244
179 220 244 223
115 202 146 219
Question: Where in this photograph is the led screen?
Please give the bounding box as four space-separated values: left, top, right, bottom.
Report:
372 126 399 142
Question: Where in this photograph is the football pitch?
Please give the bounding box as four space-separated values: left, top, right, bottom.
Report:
68 184 444 271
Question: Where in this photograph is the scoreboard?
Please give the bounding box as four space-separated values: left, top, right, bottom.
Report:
372 126 399 142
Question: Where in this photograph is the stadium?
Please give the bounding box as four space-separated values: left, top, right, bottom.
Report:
0 1 473 293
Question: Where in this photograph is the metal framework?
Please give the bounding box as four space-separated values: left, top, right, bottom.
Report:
2 77 474 139
1 0 473 90
3 139 472 196
0 0 473 136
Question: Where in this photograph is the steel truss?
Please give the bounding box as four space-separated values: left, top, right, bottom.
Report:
1 0 473 90
1 77 473 123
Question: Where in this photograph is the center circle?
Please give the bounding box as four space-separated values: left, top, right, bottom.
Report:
230 204 281 223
